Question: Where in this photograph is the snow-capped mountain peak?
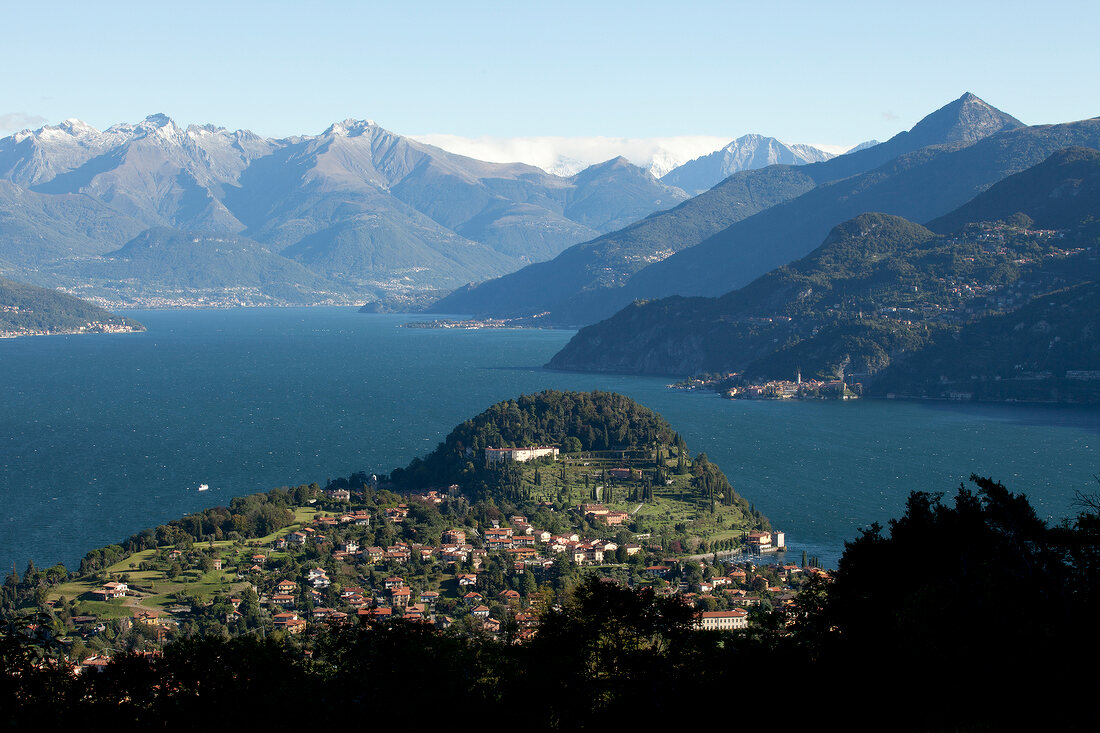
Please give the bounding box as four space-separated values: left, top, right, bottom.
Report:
141 113 174 128
659 134 835 194
324 119 378 137
14 117 100 144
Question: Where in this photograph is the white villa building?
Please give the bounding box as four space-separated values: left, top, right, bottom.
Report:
695 609 749 631
484 446 559 464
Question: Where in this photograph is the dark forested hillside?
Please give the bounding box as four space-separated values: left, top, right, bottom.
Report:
927 145 1100 233
874 280 1100 401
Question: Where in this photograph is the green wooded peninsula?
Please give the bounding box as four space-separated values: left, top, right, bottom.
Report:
0 276 143 337
4 391 774 653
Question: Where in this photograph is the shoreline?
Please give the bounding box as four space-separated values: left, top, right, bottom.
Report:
0 323 145 339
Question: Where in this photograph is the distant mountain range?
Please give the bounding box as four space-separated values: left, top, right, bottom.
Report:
0 116 690 305
5 92 1092 335
431 93 1035 323
409 133 840 179
409 133 729 178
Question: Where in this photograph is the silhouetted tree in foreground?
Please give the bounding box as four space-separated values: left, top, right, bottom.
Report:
795 475 1100 730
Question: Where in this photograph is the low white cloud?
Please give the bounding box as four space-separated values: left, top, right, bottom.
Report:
410 133 731 177
807 142 857 156
0 112 48 134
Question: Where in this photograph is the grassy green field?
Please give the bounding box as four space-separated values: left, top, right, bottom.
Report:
513 449 755 551
49 507 321 612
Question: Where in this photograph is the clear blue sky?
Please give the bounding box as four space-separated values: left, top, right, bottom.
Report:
3 0 1096 145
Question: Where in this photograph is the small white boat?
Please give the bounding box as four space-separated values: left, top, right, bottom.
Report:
198 483 209 492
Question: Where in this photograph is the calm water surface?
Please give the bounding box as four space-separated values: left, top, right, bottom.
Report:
1 307 1097 572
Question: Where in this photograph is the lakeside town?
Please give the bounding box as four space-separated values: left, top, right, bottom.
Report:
670 372 862 400
0 319 145 338
400 313 552 329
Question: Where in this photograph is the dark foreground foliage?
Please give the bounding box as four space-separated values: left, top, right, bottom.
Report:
5 476 1098 731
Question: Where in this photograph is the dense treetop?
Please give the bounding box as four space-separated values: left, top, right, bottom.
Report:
390 390 679 490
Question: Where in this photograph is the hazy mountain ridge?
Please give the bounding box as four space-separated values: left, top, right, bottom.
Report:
429 164 822 319
0 116 688 304
55 228 347 305
616 108 1091 310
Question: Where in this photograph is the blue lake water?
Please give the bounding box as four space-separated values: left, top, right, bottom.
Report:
1 307 1097 573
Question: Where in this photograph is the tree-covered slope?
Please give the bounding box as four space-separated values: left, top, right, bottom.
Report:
547 213 944 376
549 200 1097 383
0 180 145 274
385 390 749 516
57 228 347 305
927 146 1100 233
873 280 1100 401
390 390 680 490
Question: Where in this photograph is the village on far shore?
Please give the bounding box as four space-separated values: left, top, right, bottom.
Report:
670 370 862 401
